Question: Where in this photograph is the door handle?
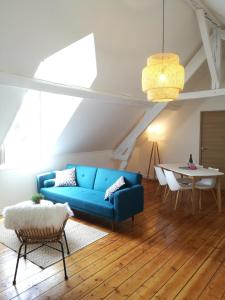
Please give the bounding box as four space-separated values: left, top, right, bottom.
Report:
201 147 208 151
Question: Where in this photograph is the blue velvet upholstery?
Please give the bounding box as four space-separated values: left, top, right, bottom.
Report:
94 168 141 192
36 165 144 225
113 185 144 222
40 186 114 219
37 171 56 193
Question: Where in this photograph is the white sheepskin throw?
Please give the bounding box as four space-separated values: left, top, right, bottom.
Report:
3 201 74 230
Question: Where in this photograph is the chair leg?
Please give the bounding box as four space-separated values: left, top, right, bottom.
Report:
13 243 24 285
199 190 202 210
63 230 70 255
58 241 68 280
155 184 160 197
190 190 194 211
163 189 170 203
162 186 168 202
174 191 180 210
24 244 27 259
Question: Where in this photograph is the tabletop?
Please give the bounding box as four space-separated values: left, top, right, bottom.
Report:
158 163 224 177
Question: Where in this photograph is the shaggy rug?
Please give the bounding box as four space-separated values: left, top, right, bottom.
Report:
0 219 108 269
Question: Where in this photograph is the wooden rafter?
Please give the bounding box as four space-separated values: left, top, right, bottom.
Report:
196 8 220 89
220 30 225 41
179 88 225 100
0 72 153 108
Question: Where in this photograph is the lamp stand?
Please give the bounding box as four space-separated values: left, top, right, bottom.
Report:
146 141 160 179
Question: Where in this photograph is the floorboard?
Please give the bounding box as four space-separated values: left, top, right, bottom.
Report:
0 180 224 300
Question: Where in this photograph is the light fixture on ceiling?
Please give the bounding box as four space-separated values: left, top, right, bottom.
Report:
142 0 185 102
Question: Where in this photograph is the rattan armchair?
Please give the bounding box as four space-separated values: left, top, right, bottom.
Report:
13 216 70 285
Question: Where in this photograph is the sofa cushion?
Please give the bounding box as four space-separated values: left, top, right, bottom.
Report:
55 168 76 187
66 164 97 189
94 168 142 192
40 186 114 219
43 179 55 188
104 176 126 200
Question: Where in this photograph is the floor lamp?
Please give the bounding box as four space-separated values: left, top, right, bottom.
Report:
146 141 161 179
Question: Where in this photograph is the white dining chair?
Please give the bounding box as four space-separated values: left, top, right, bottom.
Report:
195 167 218 209
154 166 192 202
164 170 192 210
154 166 168 201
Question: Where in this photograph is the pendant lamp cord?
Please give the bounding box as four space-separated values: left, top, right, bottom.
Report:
162 0 165 53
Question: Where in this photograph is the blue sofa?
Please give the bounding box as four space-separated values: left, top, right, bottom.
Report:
36 164 144 229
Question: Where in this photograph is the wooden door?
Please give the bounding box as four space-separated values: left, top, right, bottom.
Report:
200 111 225 188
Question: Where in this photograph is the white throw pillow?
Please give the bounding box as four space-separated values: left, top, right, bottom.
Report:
104 176 126 200
55 168 76 187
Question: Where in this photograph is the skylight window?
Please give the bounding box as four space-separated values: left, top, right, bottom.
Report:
2 33 97 167
35 33 97 87
3 91 41 166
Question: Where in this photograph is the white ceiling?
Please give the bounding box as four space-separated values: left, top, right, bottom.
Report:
0 0 224 154
0 0 202 98
203 0 225 23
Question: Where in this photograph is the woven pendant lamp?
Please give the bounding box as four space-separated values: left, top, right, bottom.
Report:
142 0 185 102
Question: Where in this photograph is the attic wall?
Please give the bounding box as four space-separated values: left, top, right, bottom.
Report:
0 86 24 144
127 97 225 178
0 149 114 213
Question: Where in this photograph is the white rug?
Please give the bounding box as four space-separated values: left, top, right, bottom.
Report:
0 219 108 269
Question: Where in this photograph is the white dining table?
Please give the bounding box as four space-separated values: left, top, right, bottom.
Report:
158 163 224 214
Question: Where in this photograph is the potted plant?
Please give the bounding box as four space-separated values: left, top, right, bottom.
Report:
31 193 44 204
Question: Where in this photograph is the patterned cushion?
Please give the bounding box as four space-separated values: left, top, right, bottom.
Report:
104 176 125 200
55 168 76 187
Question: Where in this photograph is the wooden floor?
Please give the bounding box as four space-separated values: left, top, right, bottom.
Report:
0 180 225 300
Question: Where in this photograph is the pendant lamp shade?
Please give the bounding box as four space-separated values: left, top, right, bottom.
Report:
142 53 185 102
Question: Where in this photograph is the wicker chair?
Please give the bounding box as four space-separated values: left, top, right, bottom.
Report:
13 215 70 285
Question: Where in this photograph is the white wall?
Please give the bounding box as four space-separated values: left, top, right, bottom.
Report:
0 150 114 213
127 97 225 178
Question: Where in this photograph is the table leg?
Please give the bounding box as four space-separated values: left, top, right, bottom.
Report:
216 176 222 213
192 177 196 215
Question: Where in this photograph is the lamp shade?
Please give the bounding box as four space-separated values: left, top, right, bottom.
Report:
142 53 185 102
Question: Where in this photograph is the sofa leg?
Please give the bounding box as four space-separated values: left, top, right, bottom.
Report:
112 221 116 231
132 215 134 226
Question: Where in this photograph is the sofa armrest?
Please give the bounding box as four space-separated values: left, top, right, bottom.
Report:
112 185 144 222
36 171 56 192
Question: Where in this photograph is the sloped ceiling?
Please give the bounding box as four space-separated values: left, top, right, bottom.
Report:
203 0 225 23
0 0 224 154
0 0 202 98
54 100 145 154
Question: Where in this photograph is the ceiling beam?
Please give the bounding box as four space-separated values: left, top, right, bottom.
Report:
0 72 151 108
184 39 207 82
179 88 225 100
0 54 219 111
113 103 167 162
212 28 222 83
196 8 220 89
